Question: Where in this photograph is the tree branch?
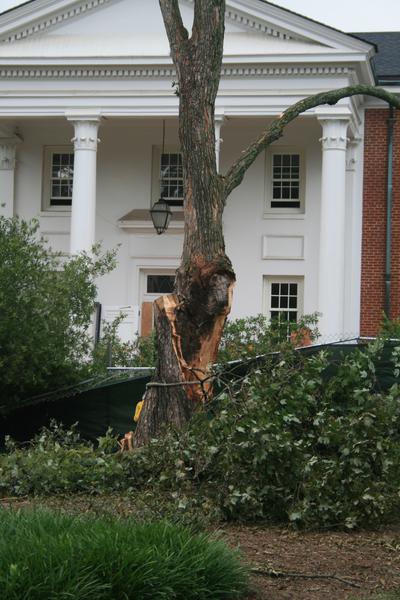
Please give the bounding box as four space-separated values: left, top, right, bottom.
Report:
159 0 189 65
251 566 362 589
224 85 400 198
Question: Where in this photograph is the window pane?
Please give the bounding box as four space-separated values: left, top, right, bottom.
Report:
289 284 298 295
271 283 280 295
52 184 60 197
271 296 279 308
281 283 288 295
147 275 175 294
289 296 297 309
280 296 288 308
273 185 281 199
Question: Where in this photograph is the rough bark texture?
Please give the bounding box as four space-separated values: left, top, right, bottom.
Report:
134 0 400 447
134 0 234 447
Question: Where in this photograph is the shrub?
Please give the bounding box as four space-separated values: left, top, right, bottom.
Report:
90 317 157 374
0 217 116 413
217 313 319 363
0 509 248 600
1 340 400 530
121 339 400 529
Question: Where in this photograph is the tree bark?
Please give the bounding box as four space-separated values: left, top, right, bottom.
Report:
133 0 400 447
134 0 234 447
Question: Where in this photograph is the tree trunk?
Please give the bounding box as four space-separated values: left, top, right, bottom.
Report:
134 0 234 447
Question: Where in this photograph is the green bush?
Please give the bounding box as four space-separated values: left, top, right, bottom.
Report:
0 217 116 413
0 509 248 600
90 317 157 374
1 340 400 530
217 313 319 363
0 423 124 496
121 339 400 529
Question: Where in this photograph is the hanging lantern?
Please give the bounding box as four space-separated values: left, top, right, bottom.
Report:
150 198 172 234
149 119 172 235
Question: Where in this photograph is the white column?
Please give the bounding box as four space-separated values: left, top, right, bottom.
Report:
214 115 225 172
0 136 21 217
317 117 350 340
344 138 362 338
67 116 101 254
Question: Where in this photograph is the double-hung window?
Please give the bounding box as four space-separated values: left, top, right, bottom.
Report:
264 276 304 323
42 146 74 210
265 147 304 214
152 147 184 208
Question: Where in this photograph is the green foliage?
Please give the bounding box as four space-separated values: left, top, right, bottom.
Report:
217 313 319 363
0 217 116 412
2 341 400 530
0 422 123 496
90 316 156 374
380 313 400 339
122 339 400 529
89 312 319 372
0 509 248 600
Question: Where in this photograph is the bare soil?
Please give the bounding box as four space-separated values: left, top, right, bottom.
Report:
221 524 400 600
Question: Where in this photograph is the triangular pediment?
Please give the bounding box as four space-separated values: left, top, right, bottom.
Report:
0 0 374 60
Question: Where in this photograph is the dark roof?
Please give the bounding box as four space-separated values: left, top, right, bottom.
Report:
352 32 400 82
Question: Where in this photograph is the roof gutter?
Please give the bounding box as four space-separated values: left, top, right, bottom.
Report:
385 106 396 318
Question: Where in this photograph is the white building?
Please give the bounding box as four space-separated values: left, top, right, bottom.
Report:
0 0 378 341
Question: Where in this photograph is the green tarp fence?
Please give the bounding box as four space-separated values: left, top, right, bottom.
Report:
1 340 398 446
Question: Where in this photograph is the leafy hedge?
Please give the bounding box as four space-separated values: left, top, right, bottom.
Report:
1 339 400 529
0 509 248 600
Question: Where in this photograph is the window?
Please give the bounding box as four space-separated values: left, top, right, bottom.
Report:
264 276 304 323
42 146 74 211
139 269 177 336
265 148 305 214
152 147 184 208
146 274 175 294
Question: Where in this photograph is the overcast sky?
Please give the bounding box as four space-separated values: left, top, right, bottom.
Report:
0 0 400 33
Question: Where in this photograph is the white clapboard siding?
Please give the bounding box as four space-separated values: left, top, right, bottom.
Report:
101 305 140 344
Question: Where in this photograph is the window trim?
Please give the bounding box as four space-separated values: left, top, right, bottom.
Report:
264 146 305 216
263 276 304 323
151 145 184 209
42 145 74 212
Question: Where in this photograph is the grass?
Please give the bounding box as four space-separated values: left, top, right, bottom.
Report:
0 509 249 600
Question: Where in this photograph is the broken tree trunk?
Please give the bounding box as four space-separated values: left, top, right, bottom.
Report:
134 0 234 447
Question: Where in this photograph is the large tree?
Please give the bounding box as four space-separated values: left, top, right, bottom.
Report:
134 0 400 446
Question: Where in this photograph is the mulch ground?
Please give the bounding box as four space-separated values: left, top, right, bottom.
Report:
221 524 400 599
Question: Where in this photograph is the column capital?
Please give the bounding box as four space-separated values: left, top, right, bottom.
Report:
67 117 101 152
0 134 21 170
318 118 350 151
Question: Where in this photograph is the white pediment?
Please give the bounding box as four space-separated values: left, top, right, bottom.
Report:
0 0 374 60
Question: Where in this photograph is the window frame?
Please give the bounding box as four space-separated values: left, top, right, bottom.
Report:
42 145 74 212
151 145 184 209
264 146 305 216
263 276 304 324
